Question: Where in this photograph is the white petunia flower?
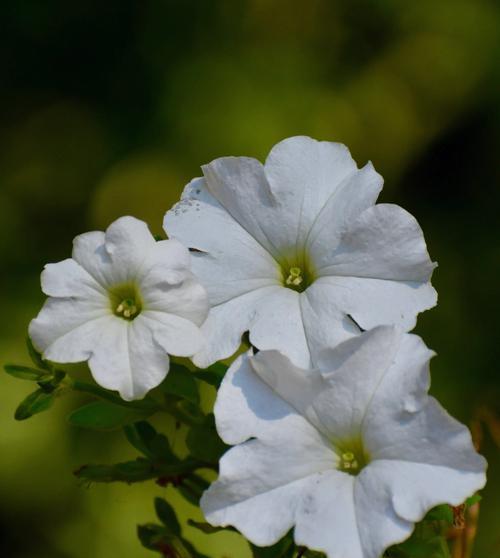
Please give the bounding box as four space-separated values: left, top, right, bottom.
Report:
164 136 437 368
29 216 209 401
201 327 487 558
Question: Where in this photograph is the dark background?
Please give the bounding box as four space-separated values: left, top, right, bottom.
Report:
1 1 499 557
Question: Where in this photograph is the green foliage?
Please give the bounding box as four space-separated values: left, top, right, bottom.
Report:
187 520 230 535
249 532 295 558
26 337 52 371
186 414 228 464
161 363 200 405
176 473 210 506
192 363 227 388
68 401 153 430
4 364 52 382
14 388 56 420
138 497 210 558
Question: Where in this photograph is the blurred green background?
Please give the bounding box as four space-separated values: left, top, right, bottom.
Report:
1 0 499 556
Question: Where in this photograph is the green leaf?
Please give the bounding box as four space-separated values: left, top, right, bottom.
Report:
192 363 227 388
187 519 232 535
250 532 295 558
68 401 153 431
186 414 228 463
15 388 55 420
176 473 210 506
138 523 210 558
162 363 200 404
304 552 326 558
4 364 51 382
69 379 159 411
124 421 158 458
155 497 181 535
424 504 454 524
26 337 52 371
395 535 450 558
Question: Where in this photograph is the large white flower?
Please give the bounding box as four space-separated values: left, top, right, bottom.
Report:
164 136 437 368
29 216 209 400
201 327 487 558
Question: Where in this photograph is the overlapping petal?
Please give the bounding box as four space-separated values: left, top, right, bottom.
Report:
164 136 437 367
202 328 487 558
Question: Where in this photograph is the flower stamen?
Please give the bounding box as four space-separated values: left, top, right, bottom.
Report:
116 298 139 319
286 267 304 287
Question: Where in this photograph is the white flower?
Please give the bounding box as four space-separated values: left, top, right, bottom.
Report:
201 327 486 558
29 216 209 401
164 136 437 368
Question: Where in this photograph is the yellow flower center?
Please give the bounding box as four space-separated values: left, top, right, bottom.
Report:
335 440 370 476
109 283 143 320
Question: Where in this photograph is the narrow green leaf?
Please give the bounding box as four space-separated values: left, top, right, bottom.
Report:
176 473 210 506
162 363 200 404
187 519 232 535
4 364 51 382
192 363 227 388
26 337 51 371
68 401 153 431
124 421 158 458
70 379 159 411
186 414 228 463
75 455 201 484
15 388 55 420
154 497 181 535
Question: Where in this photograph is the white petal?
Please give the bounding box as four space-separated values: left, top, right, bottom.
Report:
321 203 436 281
248 288 311 368
201 437 333 546
142 273 208 326
88 316 169 401
191 285 278 368
164 178 280 305
104 216 156 283
264 136 358 250
40 258 107 300
293 471 365 558
72 230 118 287
303 276 437 353
306 162 383 268
140 238 193 287
252 328 401 441
353 468 414 558
142 310 205 358
214 352 311 445
194 285 311 369
29 297 109 359
366 460 486 525
201 157 283 258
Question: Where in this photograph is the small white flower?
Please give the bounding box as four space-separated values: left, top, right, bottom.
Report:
29 216 209 400
164 136 437 368
201 327 486 558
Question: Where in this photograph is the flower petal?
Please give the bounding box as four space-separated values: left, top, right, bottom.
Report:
142 310 205 358
164 178 280 305
41 258 107 300
320 203 436 281
142 273 208 326
88 316 169 401
264 136 359 250
29 297 110 359
306 162 383 268
104 216 156 283
201 438 333 546
302 276 437 357
72 230 118 288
